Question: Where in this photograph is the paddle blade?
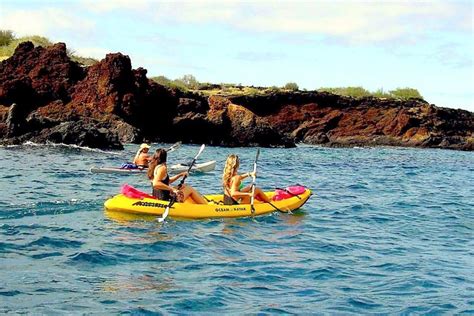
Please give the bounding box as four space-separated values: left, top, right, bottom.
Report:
195 144 206 160
166 141 182 152
157 207 169 222
255 148 260 162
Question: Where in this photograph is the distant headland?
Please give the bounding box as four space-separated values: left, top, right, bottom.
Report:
1 41 473 151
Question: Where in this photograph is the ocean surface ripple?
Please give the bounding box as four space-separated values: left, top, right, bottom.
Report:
1 144 473 314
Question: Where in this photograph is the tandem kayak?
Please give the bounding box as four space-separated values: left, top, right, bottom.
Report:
104 188 312 219
90 160 217 174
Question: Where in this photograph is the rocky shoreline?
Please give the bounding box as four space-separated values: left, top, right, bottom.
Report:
1 42 473 151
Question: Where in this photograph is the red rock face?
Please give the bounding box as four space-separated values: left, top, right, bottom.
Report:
0 43 179 146
0 41 473 150
36 53 178 129
260 94 473 150
0 42 84 110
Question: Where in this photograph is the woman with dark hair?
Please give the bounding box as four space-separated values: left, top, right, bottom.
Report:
222 154 271 205
148 148 207 204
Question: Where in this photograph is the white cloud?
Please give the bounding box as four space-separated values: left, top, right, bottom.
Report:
5 1 468 47
0 7 95 37
80 0 152 13
144 0 472 45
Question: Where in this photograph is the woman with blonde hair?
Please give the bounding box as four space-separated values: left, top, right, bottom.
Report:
148 148 207 204
222 154 271 205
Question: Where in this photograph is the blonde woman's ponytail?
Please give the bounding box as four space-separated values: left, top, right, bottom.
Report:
222 155 239 189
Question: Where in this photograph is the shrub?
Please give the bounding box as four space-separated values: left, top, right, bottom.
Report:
389 87 423 100
372 88 391 98
149 76 185 91
318 86 424 101
0 32 98 65
266 86 280 93
243 87 260 95
318 86 371 98
152 75 172 86
175 74 200 90
0 30 14 46
0 35 52 57
70 55 98 66
283 82 299 91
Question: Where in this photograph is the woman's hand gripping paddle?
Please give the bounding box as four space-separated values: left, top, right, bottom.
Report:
250 149 260 214
249 149 287 214
158 144 206 223
250 149 288 215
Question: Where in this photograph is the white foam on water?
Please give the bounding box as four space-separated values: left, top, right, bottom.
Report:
20 141 123 155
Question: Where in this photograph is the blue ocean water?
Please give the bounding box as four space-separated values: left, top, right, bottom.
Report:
0 143 473 314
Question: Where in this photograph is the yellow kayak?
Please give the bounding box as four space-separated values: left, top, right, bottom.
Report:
104 188 312 219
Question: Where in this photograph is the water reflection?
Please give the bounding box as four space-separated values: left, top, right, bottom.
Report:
99 274 174 293
104 210 158 223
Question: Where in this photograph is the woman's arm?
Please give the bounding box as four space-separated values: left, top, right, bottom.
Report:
240 172 249 180
169 172 187 184
229 176 252 198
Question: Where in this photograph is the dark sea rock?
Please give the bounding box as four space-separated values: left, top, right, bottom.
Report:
1 41 473 151
170 95 293 147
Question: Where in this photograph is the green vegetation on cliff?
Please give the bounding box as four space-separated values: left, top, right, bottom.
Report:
0 30 97 65
283 82 299 91
318 86 423 100
152 73 424 101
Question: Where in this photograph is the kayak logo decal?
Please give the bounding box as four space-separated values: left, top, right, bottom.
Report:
132 201 171 208
215 207 247 212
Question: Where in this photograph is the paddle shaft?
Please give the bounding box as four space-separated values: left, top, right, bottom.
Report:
250 149 260 214
158 144 206 222
249 150 287 214
177 144 205 189
268 201 287 213
166 141 182 152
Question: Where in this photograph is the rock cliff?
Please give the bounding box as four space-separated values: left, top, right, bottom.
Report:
1 42 472 151
230 93 473 150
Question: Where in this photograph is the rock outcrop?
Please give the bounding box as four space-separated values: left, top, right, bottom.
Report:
246 93 474 151
1 41 473 151
171 95 294 147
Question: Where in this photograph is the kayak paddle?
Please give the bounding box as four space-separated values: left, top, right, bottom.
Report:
250 149 260 214
166 141 182 153
158 144 206 223
249 149 287 214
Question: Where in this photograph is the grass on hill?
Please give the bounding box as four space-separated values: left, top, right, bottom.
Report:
0 30 98 66
317 86 424 100
151 74 424 101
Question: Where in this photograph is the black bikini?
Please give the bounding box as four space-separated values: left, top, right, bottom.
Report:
152 172 171 201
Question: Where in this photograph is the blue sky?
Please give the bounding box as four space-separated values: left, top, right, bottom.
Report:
1 0 473 112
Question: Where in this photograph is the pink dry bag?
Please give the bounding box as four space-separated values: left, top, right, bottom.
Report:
272 185 306 201
121 184 155 199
